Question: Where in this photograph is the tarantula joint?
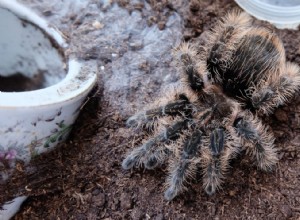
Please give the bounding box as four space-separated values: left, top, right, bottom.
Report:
122 10 300 200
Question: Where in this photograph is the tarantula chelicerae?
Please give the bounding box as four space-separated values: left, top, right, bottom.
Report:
122 11 300 200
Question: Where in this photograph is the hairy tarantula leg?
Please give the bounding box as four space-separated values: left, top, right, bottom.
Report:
177 44 205 92
164 130 202 201
234 114 278 171
251 62 300 115
126 94 192 128
202 128 225 195
122 120 189 170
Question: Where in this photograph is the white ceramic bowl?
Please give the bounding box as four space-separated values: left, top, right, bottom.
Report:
235 0 300 29
0 1 97 219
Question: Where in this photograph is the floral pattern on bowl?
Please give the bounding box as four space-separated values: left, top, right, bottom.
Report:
0 0 97 219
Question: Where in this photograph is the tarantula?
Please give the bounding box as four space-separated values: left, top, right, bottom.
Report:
122 11 300 200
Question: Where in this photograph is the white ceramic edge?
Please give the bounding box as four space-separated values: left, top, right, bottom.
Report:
0 1 97 218
0 59 97 107
0 196 27 220
0 0 67 48
0 0 97 107
235 0 300 29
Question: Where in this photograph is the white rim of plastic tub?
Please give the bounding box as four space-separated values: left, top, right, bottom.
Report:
0 0 97 108
235 0 300 29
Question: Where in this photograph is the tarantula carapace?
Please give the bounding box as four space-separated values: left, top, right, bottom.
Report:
122 11 300 200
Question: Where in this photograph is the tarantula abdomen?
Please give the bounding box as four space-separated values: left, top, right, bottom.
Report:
206 14 286 106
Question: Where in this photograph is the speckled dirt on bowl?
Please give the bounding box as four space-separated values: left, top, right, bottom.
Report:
1 0 300 219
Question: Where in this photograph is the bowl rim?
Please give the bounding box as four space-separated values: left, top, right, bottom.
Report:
235 0 300 25
0 0 67 47
0 0 97 108
0 59 97 108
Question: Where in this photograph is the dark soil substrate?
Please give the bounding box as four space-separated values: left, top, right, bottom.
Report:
2 0 300 219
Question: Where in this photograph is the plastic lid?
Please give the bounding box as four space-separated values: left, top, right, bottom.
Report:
235 0 300 29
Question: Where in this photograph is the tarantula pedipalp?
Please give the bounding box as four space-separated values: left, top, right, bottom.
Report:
122 11 300 201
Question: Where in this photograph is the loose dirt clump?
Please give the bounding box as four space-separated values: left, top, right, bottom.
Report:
1 0 300 219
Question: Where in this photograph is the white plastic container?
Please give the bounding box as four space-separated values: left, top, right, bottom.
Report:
235 0 300 29
0 0 97 219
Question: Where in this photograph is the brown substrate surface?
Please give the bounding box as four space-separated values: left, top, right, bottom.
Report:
1 0 300 219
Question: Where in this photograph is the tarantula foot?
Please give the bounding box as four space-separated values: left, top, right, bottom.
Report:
164 187 178 201
180 53 193 66
205 185 216 196
144 155 160 169
122 154 139 170
251 89 274 110
122 146 146 169
122 150 160 170
255 142 278 172
126 112 147 128
203 174 220 196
